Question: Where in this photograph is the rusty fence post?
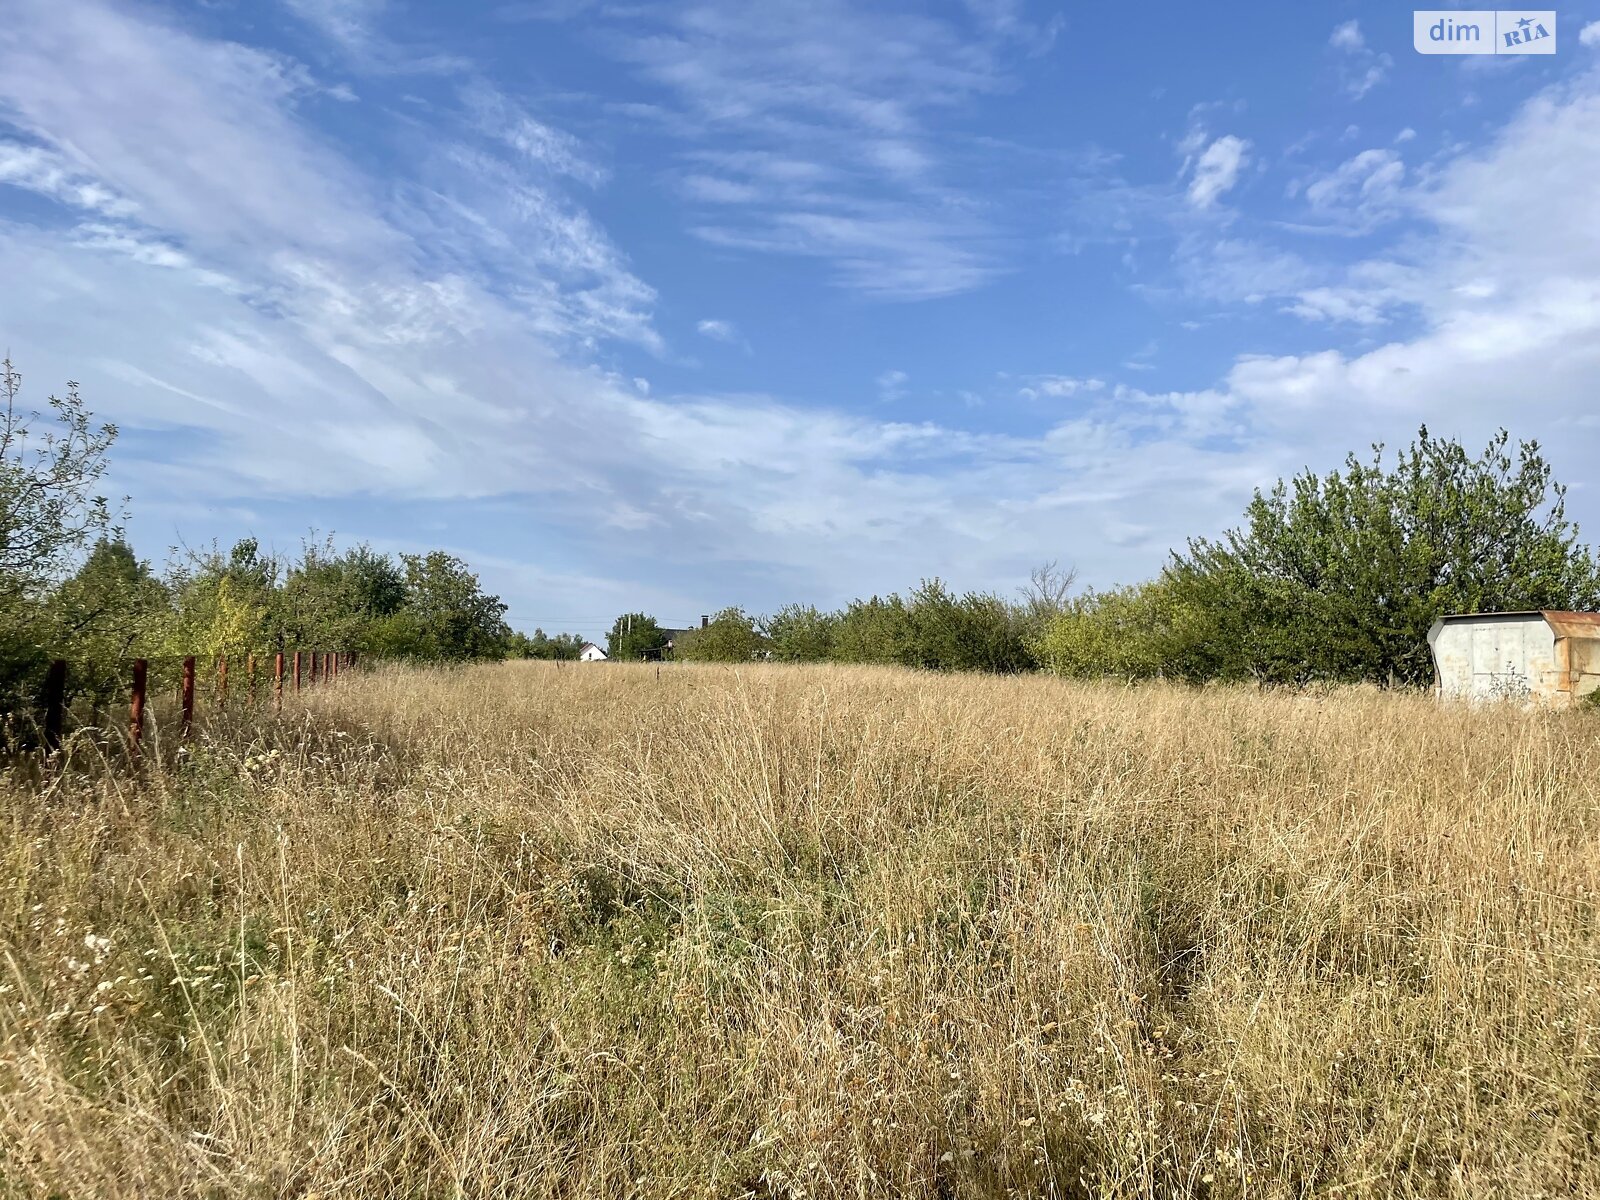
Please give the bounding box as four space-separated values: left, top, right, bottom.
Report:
274 652 284 712
217 655 228 712
180 656 196 739
293 651 302 693
349 650 358 672
330 651 339 682
130 659 147 759
43 659 67 756
311 651 321 686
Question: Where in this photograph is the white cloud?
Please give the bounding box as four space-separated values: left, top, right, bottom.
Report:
460 81 605 186
284 0 385 50
1329 20 1364 51
0 1 394 263
603 0 1018 299
1329 19 1391 100
876 369 909 402
1187 135 1250 208
283 0 468 73
1301 147 1406 229
679 174 762 204
1173 236 1316 306
1283 286 1388 325
696 318 738 342
0 141 138 217
1018 376 1105 400
1581 20 1600 47
696 207 998 299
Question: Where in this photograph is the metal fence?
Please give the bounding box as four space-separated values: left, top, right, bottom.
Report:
35 650 357 759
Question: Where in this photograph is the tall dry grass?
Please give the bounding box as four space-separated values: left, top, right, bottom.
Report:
2 661 1598 1198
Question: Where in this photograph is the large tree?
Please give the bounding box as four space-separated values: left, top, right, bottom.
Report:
47 538 167 703
279 539 405 652
606 612 668 661
368 552 510 662
1166 428 1600 684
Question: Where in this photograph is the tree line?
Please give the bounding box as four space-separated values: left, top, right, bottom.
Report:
0 359 514 714
609 428 1600 686
7 353 1598 709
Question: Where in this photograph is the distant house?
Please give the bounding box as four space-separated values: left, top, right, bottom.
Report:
578 642 608 662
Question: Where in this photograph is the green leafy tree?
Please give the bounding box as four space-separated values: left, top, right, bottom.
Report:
764 603 837 662
279 539 404 653
827 583 1032 672
1030 581 1198 680
606 612 668 661
368 552 510 662
0 359 119 708
0 359 118 601
900 579 1033 673
1165 428 1600 684
160 546 272 664
830 595 911 664
677 607 766 662
46 538 168 703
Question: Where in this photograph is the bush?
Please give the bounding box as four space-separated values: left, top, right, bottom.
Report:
676 608 766 662
1030 582 1187 680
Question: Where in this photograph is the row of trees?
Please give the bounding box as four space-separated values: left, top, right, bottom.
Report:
1033 429 1600 684
14 535 516 707
0 359 514 713
602 566 1073 672
8 351 1597 698
605 429 1600 686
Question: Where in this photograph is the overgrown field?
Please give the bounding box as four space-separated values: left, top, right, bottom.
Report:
3 662 1599 1198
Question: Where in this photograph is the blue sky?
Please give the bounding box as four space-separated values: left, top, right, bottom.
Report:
2 1 1599 639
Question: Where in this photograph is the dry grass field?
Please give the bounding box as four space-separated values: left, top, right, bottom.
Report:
3 661 1599 1198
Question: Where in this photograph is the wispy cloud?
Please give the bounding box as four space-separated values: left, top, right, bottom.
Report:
592 0 1029 299
1017 375 1105 400
1187 135 1250 208
0 140 137 217
1328 19 1391 100
1329 20 1364 52
283 0 385 51
1295 147 1406 231
283 0 469 73
459 80 606 186
695 318 749 353
876 369 909 402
